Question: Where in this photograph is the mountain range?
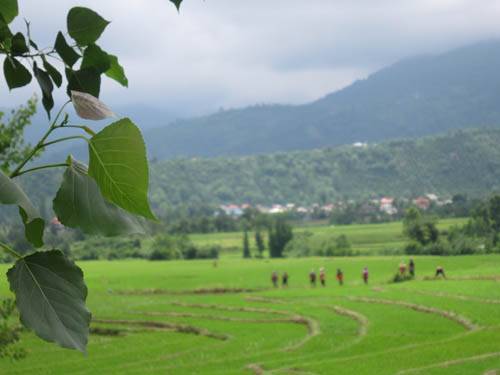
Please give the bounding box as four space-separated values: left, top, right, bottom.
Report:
143 40 500 159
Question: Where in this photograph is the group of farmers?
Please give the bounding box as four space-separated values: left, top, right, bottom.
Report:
270 259 447 288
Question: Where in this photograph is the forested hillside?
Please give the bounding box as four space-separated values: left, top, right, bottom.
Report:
9 127 500 223
144 40 500 159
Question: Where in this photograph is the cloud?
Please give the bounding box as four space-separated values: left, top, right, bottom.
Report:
1 0 500 119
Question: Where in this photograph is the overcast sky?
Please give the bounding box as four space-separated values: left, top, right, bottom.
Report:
2 0 500 119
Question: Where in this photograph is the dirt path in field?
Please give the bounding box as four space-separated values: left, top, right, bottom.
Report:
331 306 369 338
348 297 479 331
114 287 261 296
92 319 229 340
484 370 499 375
395 351 500 374
246 296 288 304
398 288 500 304
423 275 500 282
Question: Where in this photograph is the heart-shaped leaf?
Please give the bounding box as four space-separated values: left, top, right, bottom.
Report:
88 118 156 220
7 250 91 353
3 56 31 89
11 32 28 55
81 44 111 74
105 54 128 87
53 157 143 236
67 7 109 46
170 0 183 11
0 170 44 247
71 90 114 120
54 31 80 67
65 67 101 98
34 62 54 118
42 56 62 87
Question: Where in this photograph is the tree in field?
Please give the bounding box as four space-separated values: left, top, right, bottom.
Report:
0 0 183 355
403 207 439 246
268 217 293 258
255 230 265 258
243 230 251 258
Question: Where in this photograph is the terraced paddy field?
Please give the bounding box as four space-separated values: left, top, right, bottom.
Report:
2 254 500 374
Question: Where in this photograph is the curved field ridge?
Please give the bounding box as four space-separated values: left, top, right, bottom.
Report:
399 288 500 304
114 287 261 295
92 319 229 340
348 297 479 331
331 306 369 338
169 301 319 352
396 351 500 374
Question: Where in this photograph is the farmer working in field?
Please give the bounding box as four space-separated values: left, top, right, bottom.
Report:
362 267 369 284
319 267 326 287
336 268 344 286
409 259 415 277
399 261 407 275
282 272 289 287
435 265 446 278
271 271 279 287
309 269 317 287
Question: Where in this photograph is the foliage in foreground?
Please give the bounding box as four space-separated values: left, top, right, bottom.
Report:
0 0 184 354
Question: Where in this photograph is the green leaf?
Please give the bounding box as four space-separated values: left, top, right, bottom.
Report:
0 0 18 24
105 54 128 87
3 56 31 89
54 158 144 236
67 7 109 46
65 67 101 98
88 118 156 220
0 14 12 43
81 44 111 73
7 250 91 353
54 31 80 67
0 170 44 247
170 0 183 11
11 32 28 55
42 56 62 87
33 62 54 118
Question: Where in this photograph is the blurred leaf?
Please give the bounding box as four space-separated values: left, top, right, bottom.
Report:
53 158 144 236
42 56 62 87
65 67 101 98
81 44 110 73
170 0 183 11
3 56 31 89
71 90 114 120
67 7 109 46
0 0 18 24
105 54 128 87
10 32 28 55
54 31 80 67
88 118 156 220
7 250 91 353
33 62 54 118
0 15 12 42
0 170 44 247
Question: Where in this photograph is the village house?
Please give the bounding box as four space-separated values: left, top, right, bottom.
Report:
413 196 431 210
379 197 397 215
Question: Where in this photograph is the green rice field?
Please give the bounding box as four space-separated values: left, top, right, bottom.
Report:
2 250 500 374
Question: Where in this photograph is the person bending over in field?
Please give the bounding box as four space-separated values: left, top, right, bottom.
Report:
409 259 415 277
271 271 279 287
362 267 369 284
435 266 446 279
319 267 326 287
282 272 289 287
336 268 344 286
309 269 317 287
399 261 407 275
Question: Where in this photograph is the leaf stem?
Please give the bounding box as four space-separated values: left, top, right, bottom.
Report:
40 135 89 148
0 242 22 260
13 163 70 177
10 100 72 178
